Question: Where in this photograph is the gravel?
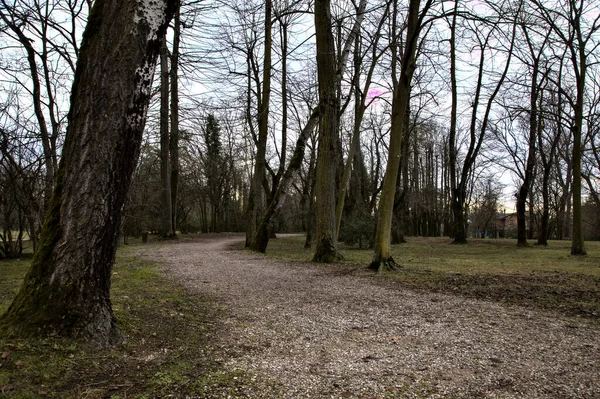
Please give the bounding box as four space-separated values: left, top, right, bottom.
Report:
143 234 600 398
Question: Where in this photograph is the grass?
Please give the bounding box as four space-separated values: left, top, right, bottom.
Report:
266 235 600 319
0 238 251 399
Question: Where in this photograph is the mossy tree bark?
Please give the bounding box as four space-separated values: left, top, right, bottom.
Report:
312 0 343 263
0 0 176 347
370 0 432 272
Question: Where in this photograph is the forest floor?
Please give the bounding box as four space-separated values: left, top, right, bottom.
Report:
1 234 599 398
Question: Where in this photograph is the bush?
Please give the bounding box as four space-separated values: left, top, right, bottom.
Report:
339 210 376 249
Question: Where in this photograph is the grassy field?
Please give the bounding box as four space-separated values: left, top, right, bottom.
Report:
266 235 600 319
0 241 251 399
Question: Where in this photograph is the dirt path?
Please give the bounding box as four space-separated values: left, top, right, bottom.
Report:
144 234 599 398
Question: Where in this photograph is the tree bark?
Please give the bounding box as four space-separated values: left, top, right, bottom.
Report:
536 91 558 246
370 0 430 272
251 110 319 252
246 0 272 247
447 0 461 242
170 5 181 235
160 35 173 238
517 66 539 247
0 0 175 346
313 0 343 263
570 39 587 255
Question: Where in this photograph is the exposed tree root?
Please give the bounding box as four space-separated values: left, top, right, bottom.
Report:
369 257 402 273
571 248 587 256
312 237 343 263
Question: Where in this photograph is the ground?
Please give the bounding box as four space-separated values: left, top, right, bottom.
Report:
1 234 599 398
148 234 599 398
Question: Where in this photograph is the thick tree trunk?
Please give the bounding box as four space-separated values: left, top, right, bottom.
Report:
451 188 468 244
313 0 343 263
516 187 529 246
528 191 535 240
391 101 412 244
0 0 175 346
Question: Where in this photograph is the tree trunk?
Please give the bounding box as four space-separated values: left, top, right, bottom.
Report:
246 0 272 247
1 0 175 346
451 4 517 244
451 188 468 244
159 35 173 238
447 0 460 242
570 47 586 255
251 110 319 253
170 5 181 235
536 95 557 246
313 0 343 263
370 0 428 271
304 138 318 249
517 27 544 247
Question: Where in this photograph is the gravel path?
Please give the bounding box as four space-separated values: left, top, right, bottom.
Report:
144 234 600 398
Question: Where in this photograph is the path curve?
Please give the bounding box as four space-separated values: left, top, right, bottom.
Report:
144 234 599 398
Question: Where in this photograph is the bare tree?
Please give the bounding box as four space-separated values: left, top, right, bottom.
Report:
370 0 434 271
312 0 342 262
449 0 519 244
1 0 176 346
532 0 600 255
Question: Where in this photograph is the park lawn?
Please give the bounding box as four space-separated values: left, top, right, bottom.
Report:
265 235 600 319
0 241 250 399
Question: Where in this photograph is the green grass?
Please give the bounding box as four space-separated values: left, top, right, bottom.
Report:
0 259 30 316
0 240 251 399
266 235 600 319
